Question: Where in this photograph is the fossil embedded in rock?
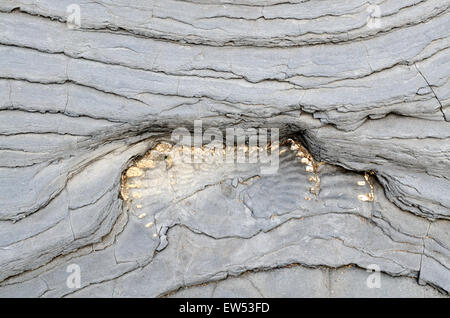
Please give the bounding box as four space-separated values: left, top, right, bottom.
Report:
2 0 449 299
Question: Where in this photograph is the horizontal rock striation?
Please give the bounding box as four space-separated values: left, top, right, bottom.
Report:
0 0 448 297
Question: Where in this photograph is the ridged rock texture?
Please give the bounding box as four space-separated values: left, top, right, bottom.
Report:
0 0 449 297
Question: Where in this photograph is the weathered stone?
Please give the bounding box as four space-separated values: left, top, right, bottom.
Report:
0 0 448 297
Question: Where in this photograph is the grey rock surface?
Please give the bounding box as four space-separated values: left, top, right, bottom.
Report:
0 0 449 297
168 265 446 298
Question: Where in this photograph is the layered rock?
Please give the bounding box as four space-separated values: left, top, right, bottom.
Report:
0 0 448 297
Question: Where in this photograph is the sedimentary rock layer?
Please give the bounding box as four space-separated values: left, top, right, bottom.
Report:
0 0 448 297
